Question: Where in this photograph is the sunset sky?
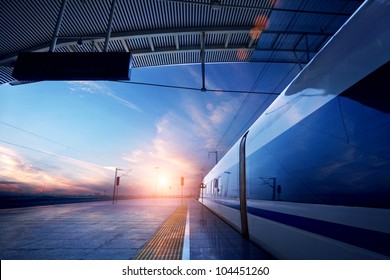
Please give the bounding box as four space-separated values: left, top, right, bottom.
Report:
0 62 300 197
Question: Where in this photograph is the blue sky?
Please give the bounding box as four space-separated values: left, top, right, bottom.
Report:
0 62 300 197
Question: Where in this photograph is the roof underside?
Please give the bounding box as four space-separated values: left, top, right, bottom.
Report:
0 0 364 85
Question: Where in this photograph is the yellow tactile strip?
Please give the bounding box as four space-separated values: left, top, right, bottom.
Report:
133 205 188 260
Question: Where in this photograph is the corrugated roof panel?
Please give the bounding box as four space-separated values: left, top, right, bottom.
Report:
207 49 253 63
302 0 362 15
291 13 343 34
219 5 270 27
251 50 307 64
131 56 142 68
133 50 201 68
205 33 226 46
268 0 363 35
114 0 275 30
113 0 176 30
127 37 150 50
55 45 72 53
70 42 96 53
0 0 59 56
224 0 273 7
273 0 362 13
60 0 110 37
0 0 363 80
229 32 251 46
272 33 302 50
0 66 14 84
185 51 201 64
257 33 278 49
267 7 346 35
153 36 176 49
180 34 200 47
106 40 126 52
133 52 200 68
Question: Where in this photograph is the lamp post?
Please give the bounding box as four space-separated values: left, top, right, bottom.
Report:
112 168 122 204
200 182 206 204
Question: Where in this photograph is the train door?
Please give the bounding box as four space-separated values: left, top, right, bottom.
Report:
239 132 249 238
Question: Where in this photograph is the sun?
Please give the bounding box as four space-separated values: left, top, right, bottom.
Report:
159 177 168 186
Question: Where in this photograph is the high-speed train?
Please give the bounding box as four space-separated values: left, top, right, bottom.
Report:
200 0 390 259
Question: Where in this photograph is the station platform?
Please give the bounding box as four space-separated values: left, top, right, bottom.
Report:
0 198 273 260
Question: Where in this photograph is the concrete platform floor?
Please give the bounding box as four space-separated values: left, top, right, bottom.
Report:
0 198 272 260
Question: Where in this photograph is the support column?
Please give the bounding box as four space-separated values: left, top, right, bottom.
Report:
200 32 206 92
104 0 118 52
49 0 68 52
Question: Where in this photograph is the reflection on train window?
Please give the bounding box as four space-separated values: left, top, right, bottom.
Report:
246 93 390 208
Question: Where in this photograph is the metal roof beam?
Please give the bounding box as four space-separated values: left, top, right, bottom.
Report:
131 45 255 56
0 27 335 66
130 46 317 57
159 0 356 16
0 27 252 66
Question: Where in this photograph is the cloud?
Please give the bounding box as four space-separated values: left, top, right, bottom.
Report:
0 181 38 195
0 145 112 195
94 89 248 195
208 99 241 125
117 107 209 193
122 149 144 164
67 80 103 94
181 95 244 150
105 91 142 111
66 81 142 112
126 94 242 176
186 66 221 91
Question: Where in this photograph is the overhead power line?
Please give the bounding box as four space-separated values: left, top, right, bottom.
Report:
116 80 279 95
0 139 116 171
0 139 74 161
0 121 117 167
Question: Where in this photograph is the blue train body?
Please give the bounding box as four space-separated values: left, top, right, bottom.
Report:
200 0 390 259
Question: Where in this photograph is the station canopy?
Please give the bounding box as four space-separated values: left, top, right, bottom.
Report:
0 0 364 85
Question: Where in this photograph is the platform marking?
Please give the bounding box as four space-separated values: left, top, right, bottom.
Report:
132 205 187 260
182 208 190 260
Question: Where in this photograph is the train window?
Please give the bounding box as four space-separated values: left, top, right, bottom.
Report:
213 178 218 195
205 182 211 195
217 177 222 195
225 165 239 199
245 88 390 208
221 171 229 197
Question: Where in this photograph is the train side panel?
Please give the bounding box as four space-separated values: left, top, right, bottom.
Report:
202 141 242 232
200 0 390 259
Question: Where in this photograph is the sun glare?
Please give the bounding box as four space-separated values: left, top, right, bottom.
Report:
159 177 168 186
